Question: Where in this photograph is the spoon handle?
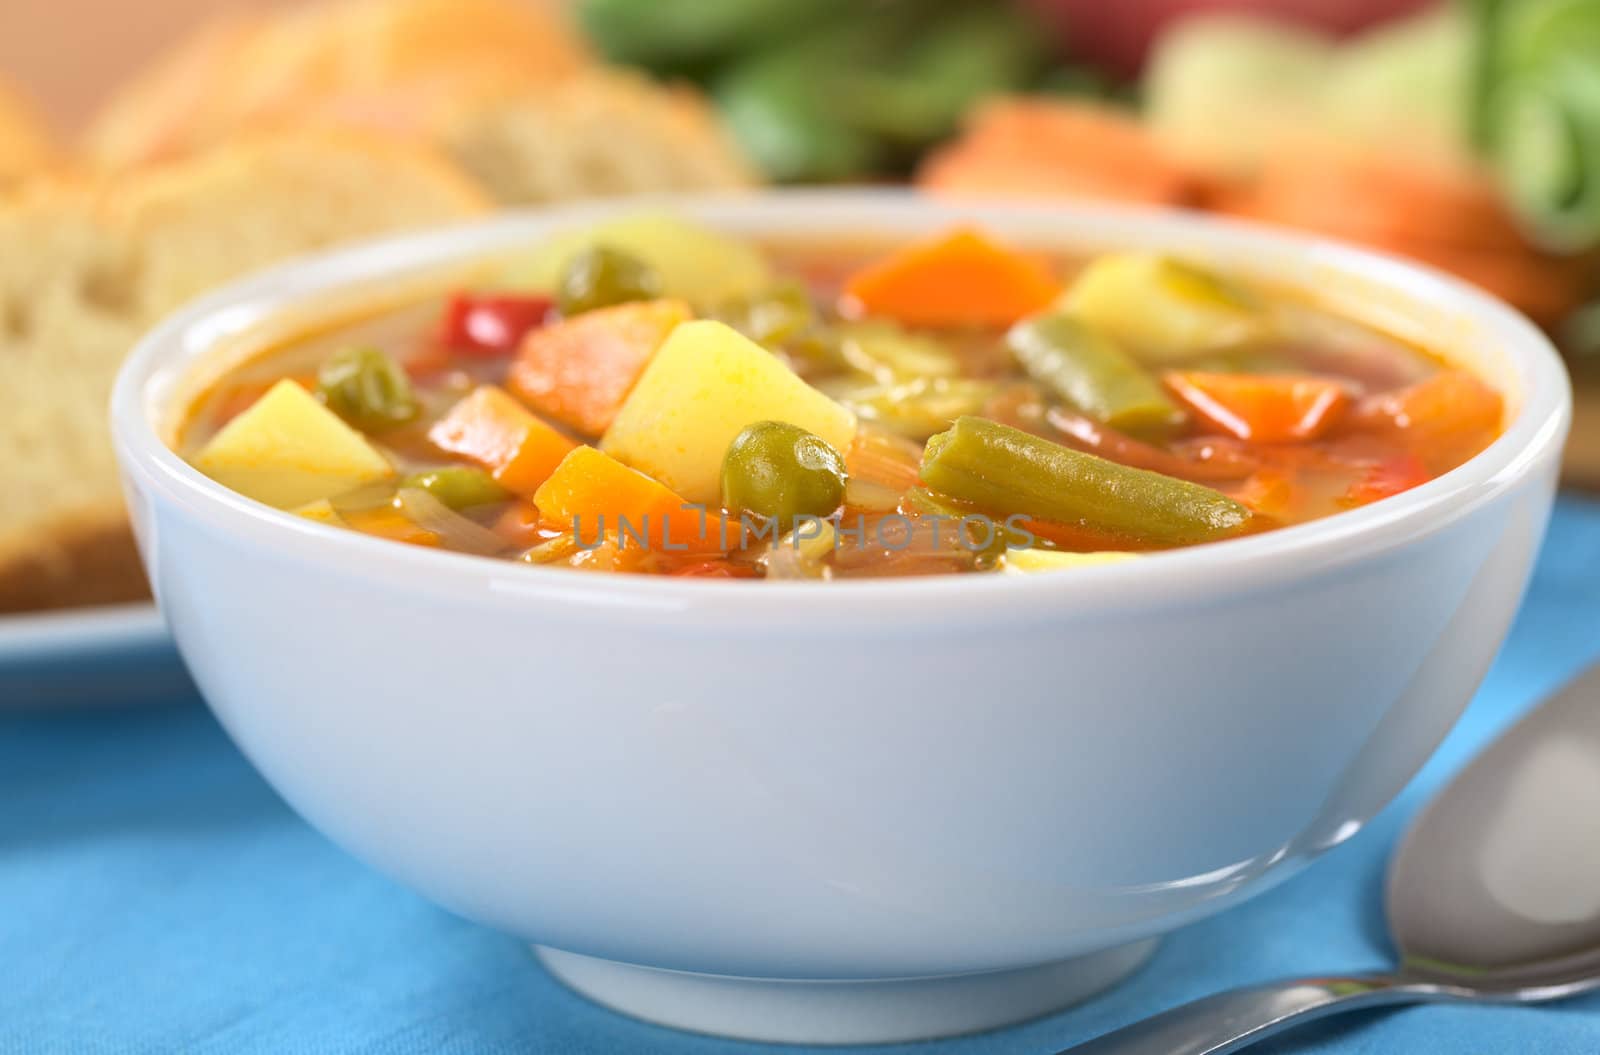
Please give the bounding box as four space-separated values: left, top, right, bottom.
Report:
1057 974 1439 1055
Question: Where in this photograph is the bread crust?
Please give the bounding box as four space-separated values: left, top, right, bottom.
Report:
0 505 148 613
0 135 491 613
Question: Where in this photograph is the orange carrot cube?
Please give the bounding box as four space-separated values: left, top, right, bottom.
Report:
841 228 1061 328
533 446 726 554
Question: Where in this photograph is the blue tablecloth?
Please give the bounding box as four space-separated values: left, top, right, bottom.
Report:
4 496 1600 1055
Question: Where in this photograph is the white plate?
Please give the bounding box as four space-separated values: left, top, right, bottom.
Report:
0 604 193 707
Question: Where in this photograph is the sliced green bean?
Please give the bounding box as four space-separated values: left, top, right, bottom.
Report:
399 467 509 510
920 417 1253 545
710 280 817 348
834 320 962 382
1006 312 1184 435
822 376 997 441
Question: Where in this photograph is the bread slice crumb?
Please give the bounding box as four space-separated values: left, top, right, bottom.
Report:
0 135 489 613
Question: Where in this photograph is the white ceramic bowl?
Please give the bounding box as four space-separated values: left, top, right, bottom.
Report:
112 193 1570 1044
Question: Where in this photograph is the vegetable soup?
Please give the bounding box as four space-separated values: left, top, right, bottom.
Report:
178 214 1505 579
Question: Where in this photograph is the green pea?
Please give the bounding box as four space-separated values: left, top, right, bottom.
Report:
721 421 847 530
399 467 509 510
556 245 663 316
316 347 418 431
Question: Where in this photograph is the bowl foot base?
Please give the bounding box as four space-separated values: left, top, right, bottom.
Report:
535 938 1158 1044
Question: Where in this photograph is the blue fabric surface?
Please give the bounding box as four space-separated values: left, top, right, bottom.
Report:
3 497 1599 1055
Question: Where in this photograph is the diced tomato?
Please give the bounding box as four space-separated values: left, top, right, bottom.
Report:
436 293 555 355
1352 370 1503 475
1342 454 1432 508
1047 407 1259 482
488 499 546 550
1165 372 1350 444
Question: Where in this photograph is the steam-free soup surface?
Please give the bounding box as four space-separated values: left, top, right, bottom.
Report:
180 215 1504 579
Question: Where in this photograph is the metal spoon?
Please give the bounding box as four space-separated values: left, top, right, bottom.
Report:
1064 660 1600 1055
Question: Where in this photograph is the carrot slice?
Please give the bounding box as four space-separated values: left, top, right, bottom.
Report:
426 385 576 498
341 505 441 548
1223 470 1298 522
841 228 1061 328
507 298 691 437
918 99 1200 207
1165 372 1350 443
1353 370 1503 474
533 446 726 554
1218 139 1531 254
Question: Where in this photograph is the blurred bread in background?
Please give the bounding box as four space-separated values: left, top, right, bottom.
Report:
0 77 57 186
0 135 490 612
81 0 754 200
437 70 756 204
84 0 589 166
0 0 757 613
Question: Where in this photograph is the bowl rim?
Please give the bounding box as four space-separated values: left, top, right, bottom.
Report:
110 190 1572 622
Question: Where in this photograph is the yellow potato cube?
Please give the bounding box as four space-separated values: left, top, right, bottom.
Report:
291 498 345 525
601 320 857 504
194 380 393 509
498 213 772 304
1002 549 1140 574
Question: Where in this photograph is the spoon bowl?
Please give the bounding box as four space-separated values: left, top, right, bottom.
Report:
1068 661 1600 1055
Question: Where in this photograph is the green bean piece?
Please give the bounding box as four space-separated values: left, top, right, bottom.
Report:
821 376 998 441
1007 313 1185 435
316 347 419 431
712 280 817 347
920 417 1253 545
399 467 510 511
721 421 848 530
834 320 962 382
557 245 663 316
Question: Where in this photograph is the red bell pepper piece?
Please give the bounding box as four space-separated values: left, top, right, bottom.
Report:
437 293 554 355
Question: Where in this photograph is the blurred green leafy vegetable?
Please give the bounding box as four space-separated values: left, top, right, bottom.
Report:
1472 0 1600 250
578 0 1054 182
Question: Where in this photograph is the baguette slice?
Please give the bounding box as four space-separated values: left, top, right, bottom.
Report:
437 70 758 204
0 135 490 613
83 0 755 202
85 0 588 167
